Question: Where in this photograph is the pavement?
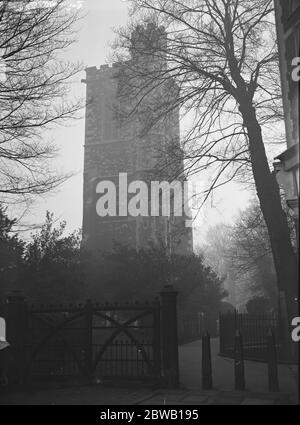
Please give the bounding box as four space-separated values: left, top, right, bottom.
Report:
0 339 298 405
0 385 297 405
136 389 297 405
179 339 298 394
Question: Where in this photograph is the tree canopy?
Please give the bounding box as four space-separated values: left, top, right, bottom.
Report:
86 243 227 316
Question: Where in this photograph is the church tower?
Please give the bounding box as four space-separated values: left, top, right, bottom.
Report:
82 24 193 254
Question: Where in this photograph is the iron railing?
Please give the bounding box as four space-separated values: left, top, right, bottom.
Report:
219 311 280 362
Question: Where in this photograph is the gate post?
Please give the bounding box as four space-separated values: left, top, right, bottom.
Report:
219 313 223 355
202 332 213 390
84 299 93 381
267 329 279 392
2 292 28 385
160 285 179 388
152 298 161 381
234 330 246 391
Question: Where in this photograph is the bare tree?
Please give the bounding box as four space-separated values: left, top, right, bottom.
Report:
113 0 297 319
0 0 83 203
202 197 299 308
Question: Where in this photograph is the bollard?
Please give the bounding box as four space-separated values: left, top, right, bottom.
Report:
160 285 179 388
84 300 93 381
202 332 213 390
234 330 245 391
267 329 279 392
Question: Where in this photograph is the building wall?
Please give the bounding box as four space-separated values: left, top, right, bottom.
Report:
275 0 300 149
82 25 193 255
274 0 300 224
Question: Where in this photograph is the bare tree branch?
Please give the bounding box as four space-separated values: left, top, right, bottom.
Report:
0 0 84 202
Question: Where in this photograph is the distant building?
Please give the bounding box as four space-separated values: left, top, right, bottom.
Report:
82 24 193 255
274 0 300 243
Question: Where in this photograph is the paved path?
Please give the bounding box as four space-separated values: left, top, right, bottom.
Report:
0 385 153 405
1 384 297 405
136 389 297 405
179 338 298 394
136 338 298 405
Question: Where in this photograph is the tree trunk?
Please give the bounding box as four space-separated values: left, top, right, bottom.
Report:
239 99 298 321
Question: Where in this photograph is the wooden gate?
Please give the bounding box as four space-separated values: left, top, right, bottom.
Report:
24 300 161 383
1 286 180 387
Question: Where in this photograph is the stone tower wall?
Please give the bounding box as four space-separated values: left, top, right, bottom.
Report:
82 25 193 255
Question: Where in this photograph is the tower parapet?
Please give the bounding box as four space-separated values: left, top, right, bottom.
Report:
83 62 124 83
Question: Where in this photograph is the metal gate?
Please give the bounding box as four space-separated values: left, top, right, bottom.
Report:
24 300 161 383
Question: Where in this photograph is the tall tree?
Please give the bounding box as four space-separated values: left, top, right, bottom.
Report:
85 243 227 315
114 0 298 318
0 0 82 203
23 211 83 303
0 205 24 296
203 199 280 308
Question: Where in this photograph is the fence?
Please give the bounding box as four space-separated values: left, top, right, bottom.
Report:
0 285 180 388
178 312 218 345
219 311 280 362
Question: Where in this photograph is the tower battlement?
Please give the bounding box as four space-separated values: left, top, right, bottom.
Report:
130 23 167 58
131 23 166 45
83 23 167 84
83 62 123 82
